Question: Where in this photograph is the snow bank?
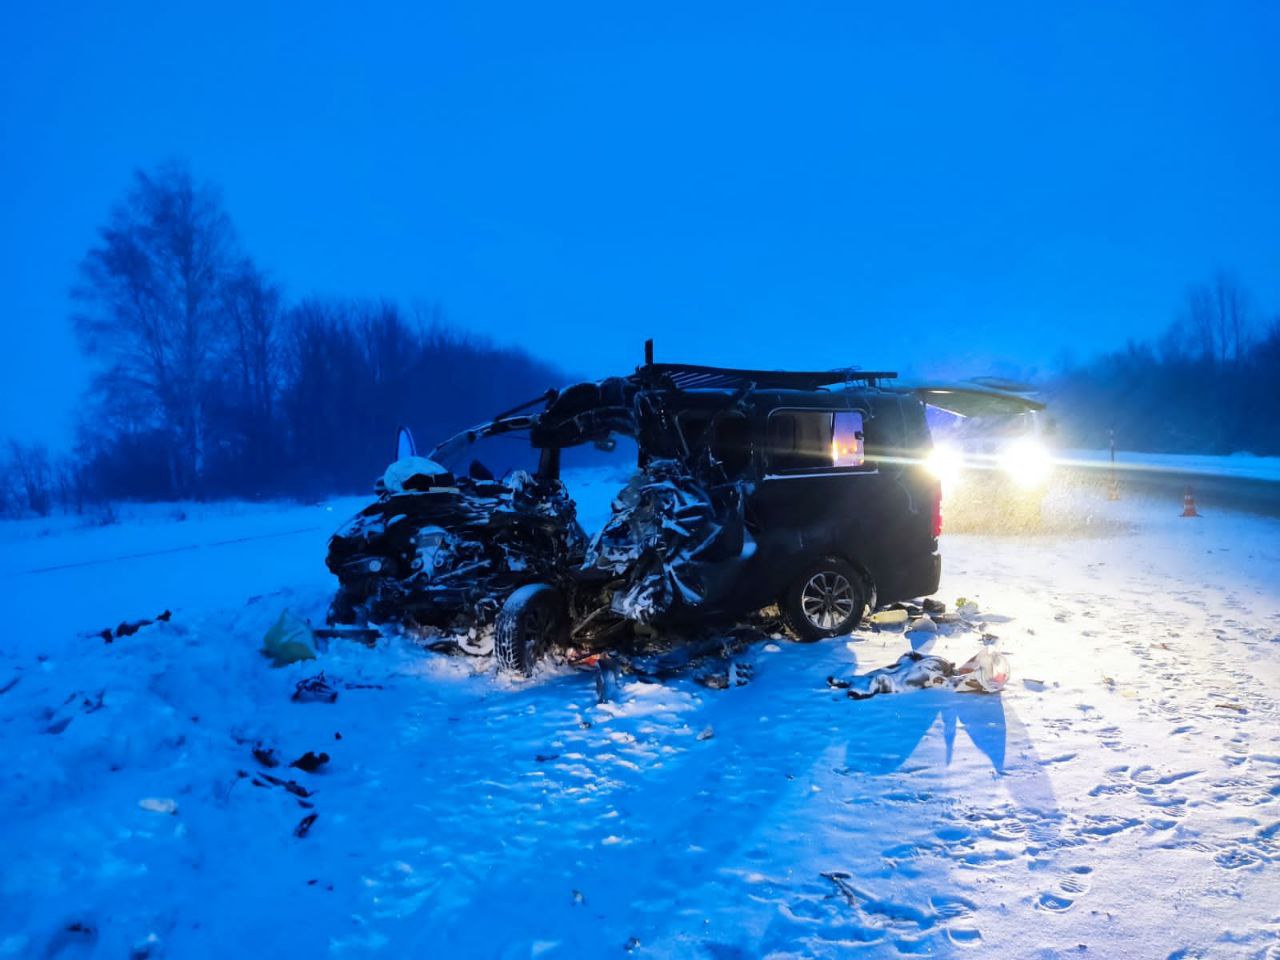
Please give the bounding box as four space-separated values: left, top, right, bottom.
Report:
1 478 1279 956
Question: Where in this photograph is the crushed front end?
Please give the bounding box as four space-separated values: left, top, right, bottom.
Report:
326 455 585 629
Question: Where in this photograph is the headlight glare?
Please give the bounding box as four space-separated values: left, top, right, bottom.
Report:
925 443 963 489
1000 438 1052 489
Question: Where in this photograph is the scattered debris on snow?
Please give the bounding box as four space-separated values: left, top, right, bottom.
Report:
138 797 178 815
294 812 318 838
289 751 330 773
92 609 171 643
834 644 1011 699
291 673 339 704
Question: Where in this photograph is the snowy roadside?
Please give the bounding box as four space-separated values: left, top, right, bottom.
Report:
1062 449 1280 484
1 479 1278 958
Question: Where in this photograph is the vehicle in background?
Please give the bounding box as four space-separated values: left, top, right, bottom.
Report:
326 357 944 674
915 379 1052 528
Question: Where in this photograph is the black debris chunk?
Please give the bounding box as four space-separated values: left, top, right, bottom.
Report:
292 673 339 704
252 743 279 768
535 753 559 763
294 813 318 838
289 751 331 773
97 610 172 643
313 626 380 646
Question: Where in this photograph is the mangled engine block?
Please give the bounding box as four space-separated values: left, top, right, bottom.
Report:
326 459 585 627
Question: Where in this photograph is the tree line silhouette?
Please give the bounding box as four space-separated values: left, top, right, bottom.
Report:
1047 272 1280 456
1 164 565 516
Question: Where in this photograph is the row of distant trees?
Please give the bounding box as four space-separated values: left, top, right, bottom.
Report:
1047 273 1280 454
0 164 565 516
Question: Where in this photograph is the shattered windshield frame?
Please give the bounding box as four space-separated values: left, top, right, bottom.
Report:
428 416 544 481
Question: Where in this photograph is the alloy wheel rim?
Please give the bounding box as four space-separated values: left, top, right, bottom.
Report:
800 571 857 630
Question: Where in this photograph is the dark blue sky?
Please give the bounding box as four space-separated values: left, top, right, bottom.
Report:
3 1 1278 444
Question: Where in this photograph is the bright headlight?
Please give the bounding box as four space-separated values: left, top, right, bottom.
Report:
1000 438 1052 489
925 443 963 488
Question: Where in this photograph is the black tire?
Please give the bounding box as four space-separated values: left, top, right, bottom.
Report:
781 557 868 642
494 584 567 676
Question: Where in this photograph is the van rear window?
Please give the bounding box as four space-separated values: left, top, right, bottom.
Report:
766 410 865 472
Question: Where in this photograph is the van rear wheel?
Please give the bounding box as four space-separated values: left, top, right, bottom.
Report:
494 584 567 676
782 558 868 642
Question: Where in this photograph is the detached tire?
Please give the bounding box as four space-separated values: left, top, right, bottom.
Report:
781 557 868 642
494 584 567 676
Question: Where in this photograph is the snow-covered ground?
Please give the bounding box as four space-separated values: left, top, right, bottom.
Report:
2 473 1279 958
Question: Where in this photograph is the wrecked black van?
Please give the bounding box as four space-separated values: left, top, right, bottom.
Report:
325 357 943 674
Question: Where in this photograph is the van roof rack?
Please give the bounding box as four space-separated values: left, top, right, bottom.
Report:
641 361 898 391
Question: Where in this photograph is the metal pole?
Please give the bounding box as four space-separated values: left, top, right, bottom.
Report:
1107 429 1119 500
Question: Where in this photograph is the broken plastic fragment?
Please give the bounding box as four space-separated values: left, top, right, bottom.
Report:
954 647 1011 693
869 609 909 626
261 610 317 666
379 456 454 494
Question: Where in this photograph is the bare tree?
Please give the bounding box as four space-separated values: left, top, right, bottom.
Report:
222 259 283 479
4 441 53 516
1181 273 1253 364
72 163 237 496
1183 284 1217 362
1213 271 1251 362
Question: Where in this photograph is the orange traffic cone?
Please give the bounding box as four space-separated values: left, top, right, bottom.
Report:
1180 486 1200 518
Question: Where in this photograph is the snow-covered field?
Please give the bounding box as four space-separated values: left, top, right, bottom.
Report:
2 473 1279 958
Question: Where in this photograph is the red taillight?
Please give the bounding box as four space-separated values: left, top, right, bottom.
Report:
931 485 943 538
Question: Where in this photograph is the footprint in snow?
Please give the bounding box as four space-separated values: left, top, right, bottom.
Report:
1033 866 1093 913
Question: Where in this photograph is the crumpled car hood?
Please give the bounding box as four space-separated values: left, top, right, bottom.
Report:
327 468 585 625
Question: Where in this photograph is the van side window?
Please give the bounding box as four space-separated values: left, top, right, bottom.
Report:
832 411 865 466
766 410 866 473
